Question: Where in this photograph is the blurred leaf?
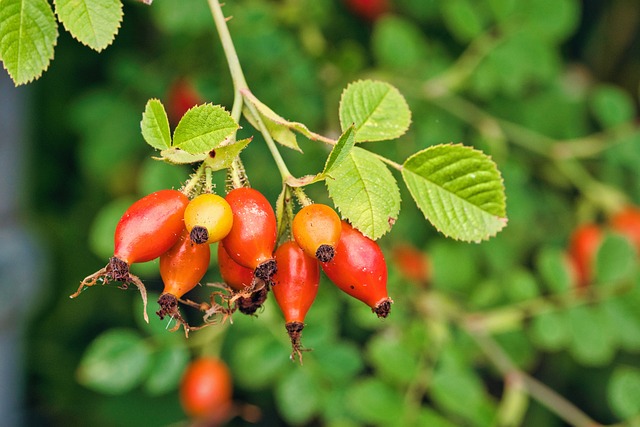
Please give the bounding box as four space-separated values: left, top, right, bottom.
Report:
529 310 569 351
372 16 429 71
495 330 536 369
313 341 364 384
141 99 172 150
0 0 57 85
149 0 211 34
367 331 420 386
323 126 355 176
275 368 322 425
595 233 636 285
339 80 411 142
504 269 540 303
402 144 507 242
431 364 496 426
89 197 135 259
144 344 190 395
608 366 640 419
589 84 636 128
172 104 238 154
137 158 187 195
55 0 122 52
77 329 151 394
417 407 458 427
601 296 640 352
346 378 404 425
441 0 486 42
519 0 580 42
535 247 574 294
430 239 481 293
567 305 616 366
229 332 289 390
326 147 400 239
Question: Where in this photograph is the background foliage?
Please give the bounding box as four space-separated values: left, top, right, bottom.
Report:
15 0 640 425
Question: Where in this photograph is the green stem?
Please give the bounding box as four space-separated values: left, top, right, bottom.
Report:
467 328 603 427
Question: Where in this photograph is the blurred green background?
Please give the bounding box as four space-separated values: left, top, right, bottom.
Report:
2 0 640 425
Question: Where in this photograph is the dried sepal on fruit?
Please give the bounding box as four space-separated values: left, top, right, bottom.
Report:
72 189 189 322
217 241 269 315
156 229 211 334
272 241 320 363
321 221 392 318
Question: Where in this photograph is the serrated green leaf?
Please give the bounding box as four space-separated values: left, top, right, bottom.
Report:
77 329 151 394
326 147 400 239
323 125 355 175
608 366 640 419
141 99 171 150
204 138 251 171
402 144 507 242
0 0 58 85
54 0 122 52
172 104 238 154
144 344 190 395
339 80 411 142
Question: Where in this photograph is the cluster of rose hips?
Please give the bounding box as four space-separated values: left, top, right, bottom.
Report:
74 186 392 362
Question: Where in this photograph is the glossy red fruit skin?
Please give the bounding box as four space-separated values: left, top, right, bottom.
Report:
160 229 211 299
568 223 604 288
611 206 640 254
222 188 277 271
180 357 233 421
321 221 390 314
345 0 389 22
272 241 320 324
114 189 189 264
218 241 255 292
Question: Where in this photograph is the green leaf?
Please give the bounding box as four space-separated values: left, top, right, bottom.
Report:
417 408 458 427
204 138 252 171
141 98 171 150
77 329 151 394
323 125 355 175
346 378 404 425
529 310 569 351
242 89 330 151
157 149 207 165
144 344 190 395
339 80 411 142
367 332 420 386
229 333 289 390
441 0 486 42
602 297 640 352
0 0 58 85
402 144 507 242
567 305 616 366
589 84 636 128
313 341 364 384
54 0 122 52
172 104 238 154
275 368 322 425
535 247 574 294
326 147 401 239
595 233 636 286
372 16 429 72
88 196 135 259
430 365 496 425
608 366 640 419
